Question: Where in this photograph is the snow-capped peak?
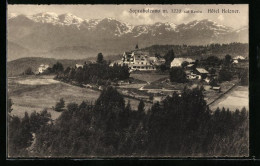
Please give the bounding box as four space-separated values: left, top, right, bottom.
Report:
30 12 59 24
8 13 19 19
58 13 84 25
106 17 117 21
165 22 177 31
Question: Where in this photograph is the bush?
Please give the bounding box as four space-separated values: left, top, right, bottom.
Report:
54 98 65 112
23 67 34 75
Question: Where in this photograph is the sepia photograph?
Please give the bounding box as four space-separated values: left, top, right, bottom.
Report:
7 4 249 158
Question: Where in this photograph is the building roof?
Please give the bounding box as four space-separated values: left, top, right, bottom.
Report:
109 60 124 66
124 51 132 55
171 58 195 66
233 56 245 60
196 68 209 74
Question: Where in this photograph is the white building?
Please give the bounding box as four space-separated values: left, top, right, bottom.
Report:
170 58 195 68
38 64 49 73
233 56 245 60
233 56 246 64
115 50 165 72
75 64 84 68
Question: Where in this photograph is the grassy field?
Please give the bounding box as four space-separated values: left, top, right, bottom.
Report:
8 75 149 120
209 86 249 111
130 71 168 83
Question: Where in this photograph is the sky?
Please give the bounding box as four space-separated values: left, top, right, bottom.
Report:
8 4 248 29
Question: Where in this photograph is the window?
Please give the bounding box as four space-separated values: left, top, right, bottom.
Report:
141 62 143 64
141 67 144 69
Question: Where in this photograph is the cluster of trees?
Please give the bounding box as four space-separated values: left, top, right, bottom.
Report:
8 87 248 157
55 53 130 86
42 62 64 74
141 43 248 58
238 68 249 86
158 49 175 72
169 67 187 83
8 99 51 157
23 67 34 75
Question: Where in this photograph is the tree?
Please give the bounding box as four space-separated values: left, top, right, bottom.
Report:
97 53 104 64
54 98 65 112
239 68 249 86
169 67 187 83
209 78 218 87
181 61 189 68
9 113 33 156
52 62 64 73
155 53 161 58
75 68 84 83
164 49 175 68
224 54 232 66
160 64 167 72
208 68 216 75
138 99 145 113
24 67 34 75
79 101 88 110
95 86 125 110
64 67 71 74
219 67 232 82
29 109 51 133
8 98 13 114
67 102 79 112
206 56 221 67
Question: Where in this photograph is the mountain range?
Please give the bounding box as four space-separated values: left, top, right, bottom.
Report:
7 12 248 61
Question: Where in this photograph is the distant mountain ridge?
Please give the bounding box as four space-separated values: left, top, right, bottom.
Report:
8 12 248 60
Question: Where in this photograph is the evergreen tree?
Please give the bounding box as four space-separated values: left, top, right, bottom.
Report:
54 98 65 112
138 99 145 113
97 53 104 64
8 98 13 114
164 49 175 67
52 62 64 73
224 54 232 66
95 86 125 111
24 67 34 75
219 67 232 82
67 102 79 112
169 67 187 83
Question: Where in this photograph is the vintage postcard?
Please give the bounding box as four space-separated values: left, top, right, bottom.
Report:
7 4 249 158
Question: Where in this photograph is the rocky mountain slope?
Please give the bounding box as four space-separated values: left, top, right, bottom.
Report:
7 12 248 60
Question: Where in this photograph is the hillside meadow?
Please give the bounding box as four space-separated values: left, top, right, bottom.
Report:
8 75 145 120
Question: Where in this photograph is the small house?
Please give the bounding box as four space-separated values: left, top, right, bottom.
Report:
75 64 83 68
38 64 49 73
194 68 209 79
212 86 221 93
170 58 195 68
